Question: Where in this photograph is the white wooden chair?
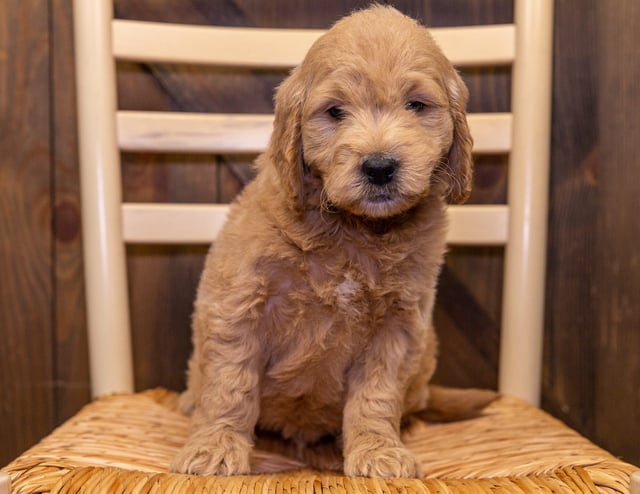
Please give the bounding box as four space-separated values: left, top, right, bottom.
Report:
82 1 543 406
2 1 639 492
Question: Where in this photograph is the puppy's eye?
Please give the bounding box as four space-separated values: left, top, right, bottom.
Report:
327 106 346 121
406 101 427 113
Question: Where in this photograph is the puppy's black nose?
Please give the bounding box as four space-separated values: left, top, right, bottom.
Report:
361 156 398 186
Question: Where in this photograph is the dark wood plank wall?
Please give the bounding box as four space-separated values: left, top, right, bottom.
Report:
0 0 56 463
1 0 639 468
543 1 640 463
591 1 640 461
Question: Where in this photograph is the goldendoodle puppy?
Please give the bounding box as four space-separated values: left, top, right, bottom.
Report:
172 5 474 478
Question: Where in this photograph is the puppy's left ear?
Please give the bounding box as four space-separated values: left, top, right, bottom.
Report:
443 71 474 204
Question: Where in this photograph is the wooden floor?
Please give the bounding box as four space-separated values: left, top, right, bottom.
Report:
1 0 639 468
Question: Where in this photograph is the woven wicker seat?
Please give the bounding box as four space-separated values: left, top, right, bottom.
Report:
2 1 639 493
3 389 638 493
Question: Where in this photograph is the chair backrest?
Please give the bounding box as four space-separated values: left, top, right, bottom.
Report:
73 0 553 405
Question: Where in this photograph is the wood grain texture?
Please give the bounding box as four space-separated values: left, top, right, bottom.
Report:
50 0 92 425
0 0 55 466
543 0 600 440
593 0 640 465
117 58 221 390
543 0 640 466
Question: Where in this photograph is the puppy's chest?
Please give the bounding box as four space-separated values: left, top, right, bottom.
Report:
262 245 417 357
304 248 389 319
262 253 378 349
260 256 379 424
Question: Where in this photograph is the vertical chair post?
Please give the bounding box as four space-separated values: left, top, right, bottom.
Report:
73 0 134 396
499 0 554 405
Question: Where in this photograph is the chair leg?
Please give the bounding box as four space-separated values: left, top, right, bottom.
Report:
631 470 640 494
0 471 10 494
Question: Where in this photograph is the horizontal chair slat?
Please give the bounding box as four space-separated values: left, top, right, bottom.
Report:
122 203 229 244
117 111 512 155
112 20 323 68
122 203 508 245
117 112 273 154
431 24 515 66
112 20 515 67
447 204 509 245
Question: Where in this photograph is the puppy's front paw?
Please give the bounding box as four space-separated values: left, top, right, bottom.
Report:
170 430 252 476
344 438 420 478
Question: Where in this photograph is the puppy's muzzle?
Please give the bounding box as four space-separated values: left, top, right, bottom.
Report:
361 155 398 186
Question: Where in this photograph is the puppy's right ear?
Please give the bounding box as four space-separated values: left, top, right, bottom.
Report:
268 67 306 211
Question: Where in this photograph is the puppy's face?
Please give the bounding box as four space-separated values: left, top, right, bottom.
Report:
269 6 473 218
302 59 455 219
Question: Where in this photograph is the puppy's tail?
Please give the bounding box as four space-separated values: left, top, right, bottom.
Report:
416 385 499 422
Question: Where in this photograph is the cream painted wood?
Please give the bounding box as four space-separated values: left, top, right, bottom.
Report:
447 205 509 246
113 20 515 68
112 20 324 68
467 113 513 154
121 204 508 246
0 472 9 494
73 0 134 396
117 112 512 155
631 471 640 494
117 112 273 154
122 204 229 244
429 24 515 66
498 0 554 405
